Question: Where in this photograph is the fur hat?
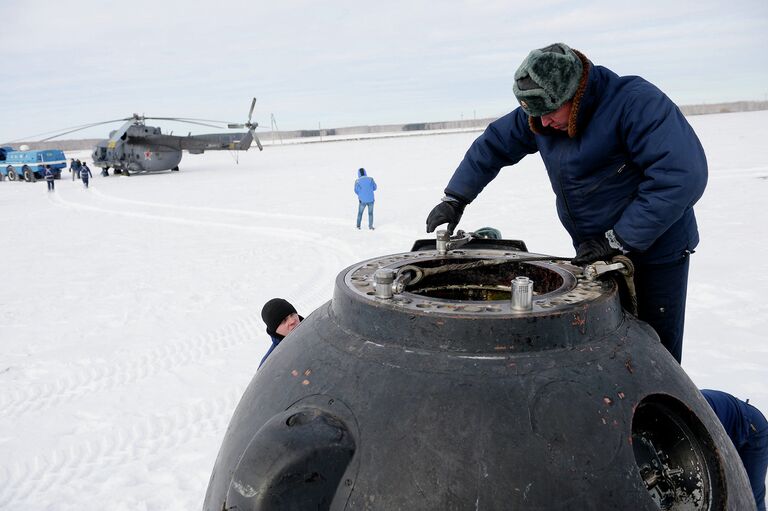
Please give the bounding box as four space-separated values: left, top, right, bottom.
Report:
513 43 583 117
261 298 297 337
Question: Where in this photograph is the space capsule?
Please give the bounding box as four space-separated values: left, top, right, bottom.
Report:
204 235 755 510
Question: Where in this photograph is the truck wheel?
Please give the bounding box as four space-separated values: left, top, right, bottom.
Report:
23 166 33 182
7 169 18 181
171 166 179 171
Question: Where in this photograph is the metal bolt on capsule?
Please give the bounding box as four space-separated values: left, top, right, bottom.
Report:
374 268 396 299
436 230 450 255
511 276 533 312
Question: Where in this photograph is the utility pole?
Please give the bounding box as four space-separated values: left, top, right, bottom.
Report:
270 114 282 144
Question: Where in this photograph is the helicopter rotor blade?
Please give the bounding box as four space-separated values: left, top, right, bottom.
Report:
108 118 139 146
143 118 229 130
14 100 264 145
247 98 257 125
223 99 259 130
148 116 230 124
17 119 131 143
227 124 268 130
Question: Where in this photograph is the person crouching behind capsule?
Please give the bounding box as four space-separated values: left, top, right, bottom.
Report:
259 298 303 369
702 389 768 511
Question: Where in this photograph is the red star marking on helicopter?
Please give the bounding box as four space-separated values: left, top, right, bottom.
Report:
144 150 152 160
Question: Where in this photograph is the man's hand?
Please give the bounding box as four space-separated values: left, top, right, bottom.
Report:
426 196 466 234
571 238 620 266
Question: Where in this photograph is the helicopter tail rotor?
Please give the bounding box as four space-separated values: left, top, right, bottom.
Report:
247 97 256 126
228 97 263 151
227 98 259 130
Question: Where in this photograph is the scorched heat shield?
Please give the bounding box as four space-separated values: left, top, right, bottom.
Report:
204 238 755 511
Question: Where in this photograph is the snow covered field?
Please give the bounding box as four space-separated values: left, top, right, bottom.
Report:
1 110 766 510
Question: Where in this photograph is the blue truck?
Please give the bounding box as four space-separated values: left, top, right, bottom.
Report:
0 146 67 182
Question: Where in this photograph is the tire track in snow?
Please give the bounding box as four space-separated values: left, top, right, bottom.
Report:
88 187 351 227
49 189 330 242
0 235 343 419
4 191 354 419
0 316 260 419
49 187 360 266
0 389 242 507
54 184 361 306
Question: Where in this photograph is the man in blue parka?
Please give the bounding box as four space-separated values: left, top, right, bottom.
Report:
354 167 378 230
426 43 707 363
702 389 768 510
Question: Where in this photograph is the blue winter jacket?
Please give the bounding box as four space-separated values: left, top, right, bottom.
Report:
259 335 281 369
702 389 767 450
354 169 377 203
445 51 707 264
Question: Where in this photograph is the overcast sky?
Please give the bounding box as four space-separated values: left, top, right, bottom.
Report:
1 0 767 143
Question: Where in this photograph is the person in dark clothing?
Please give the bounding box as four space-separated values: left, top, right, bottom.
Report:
70 159 82 180
702 389 768 511
259 298 302 368
354 167 377 230
44 165 55 192
425 43 707 363
81 162 93 188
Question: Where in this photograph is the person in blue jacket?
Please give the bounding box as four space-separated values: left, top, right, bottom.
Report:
259 298 302 369
426 43 707 363
354 167 377 230
69 158 82 180
702 389 768 510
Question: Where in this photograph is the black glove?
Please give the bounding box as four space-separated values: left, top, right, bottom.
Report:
426 196 466 234
571 238 620 266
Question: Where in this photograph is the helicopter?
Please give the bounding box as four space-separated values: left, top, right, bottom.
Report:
41 98 263 176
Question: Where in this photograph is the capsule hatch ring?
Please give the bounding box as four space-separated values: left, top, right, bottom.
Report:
631 394 724 510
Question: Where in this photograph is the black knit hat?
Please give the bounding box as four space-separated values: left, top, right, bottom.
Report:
261 298 297 337
513 43 583 117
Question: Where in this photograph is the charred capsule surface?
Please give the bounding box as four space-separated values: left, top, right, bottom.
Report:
204 241 755 511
